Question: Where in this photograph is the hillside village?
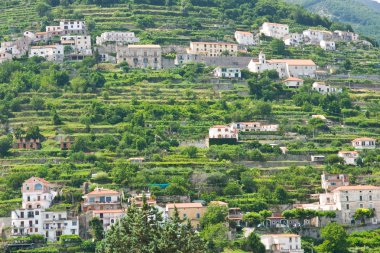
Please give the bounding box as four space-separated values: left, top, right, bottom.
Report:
0 0 380 252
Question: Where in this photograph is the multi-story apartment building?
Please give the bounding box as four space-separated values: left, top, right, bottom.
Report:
260 22 289 39
165 203 206 230
116 45 162 69
61 35 92 55
303 29 333 44
234 31 255 46
248 52 317 78
29 45 64 62
46 20 86 36
329 185 380 224
82 188 122 212
11 177 79 242
96 32 140 45
187 42 238 57
92 210 125 230
260 234 304 253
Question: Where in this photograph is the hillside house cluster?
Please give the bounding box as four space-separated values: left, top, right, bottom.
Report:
11 177 79 242
299 173 380 225
248 52 317 78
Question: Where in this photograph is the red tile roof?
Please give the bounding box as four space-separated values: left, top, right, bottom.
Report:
352 137 376 142
333 185 380 191
93 209 125 214
87 188 120 196
166 203 203 209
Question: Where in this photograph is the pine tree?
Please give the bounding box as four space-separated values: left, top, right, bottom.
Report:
96 200 206 253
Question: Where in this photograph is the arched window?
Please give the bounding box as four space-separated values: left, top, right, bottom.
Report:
35 184 42 190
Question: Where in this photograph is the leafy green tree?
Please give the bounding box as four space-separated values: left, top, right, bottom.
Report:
270 39 287 55
243 212 263 227
353 208 374 224
259 210 273 220
200 223 228 253
30 96 46 111
243 232 265 253
25 126 43 140
201 205 228 227
0 135 12 157
51 109 63 125
274 186 289 204
96 202 206 253
223 181 243 195
182 146 198 158
89 217 104 241
316 223 349 253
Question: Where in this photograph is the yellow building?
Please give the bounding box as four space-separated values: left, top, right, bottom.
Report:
187 42 238 57
165 203 206 229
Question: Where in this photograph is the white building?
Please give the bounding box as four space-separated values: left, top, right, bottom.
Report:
231 122 279 132
327 185 380 224
96 32 140 45
46 20 86 35
209 125 238 140
213 67 241 78
0 37 31 60
352 137 376 150
29 45 64 62
82 188 121 212
320 40 336 51
283 77 304 88
312 82 342 94
260 22 289 39
303 29 333 44
338 151 359 165
61 35 92 55
260 234 304 253
92 209 125 230
283 33 304 46
11 177 79 242
116 44 162 69
0 50 13 63
234 31 255 46
187 42 238 57
334 30 359 42
248 52 317 78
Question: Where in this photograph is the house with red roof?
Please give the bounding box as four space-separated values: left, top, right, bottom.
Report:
82 188 122 212
352 137 376 150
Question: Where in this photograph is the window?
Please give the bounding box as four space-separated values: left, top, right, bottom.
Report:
100 213 104 218
100 196 105 203
370 196 372 201
360 204 363 208
346 196 349 201
346 204 349 210
183 214 187 219
27 196 30 201
196 213 200 219
89 197 95 203
35 184 42 190
72 221 77 226
360 196 363 201
46 214 49 219
35 220 38 224
35 211 39 215
106 197 111 202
